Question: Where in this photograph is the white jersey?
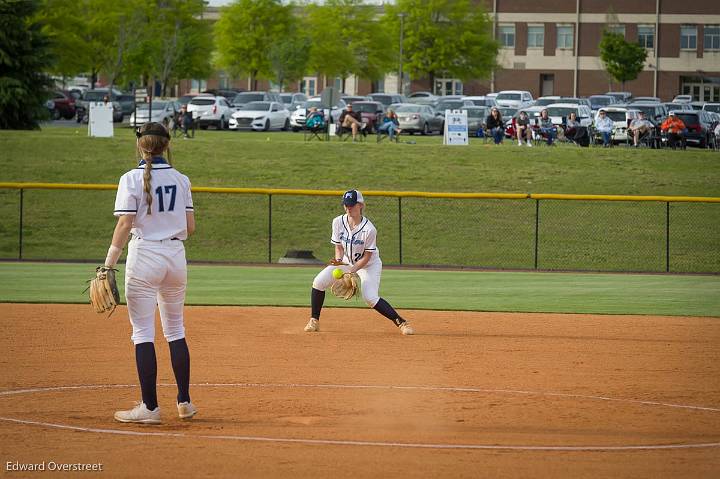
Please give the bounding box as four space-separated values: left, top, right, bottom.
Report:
114 158 194 240
331 214 380 266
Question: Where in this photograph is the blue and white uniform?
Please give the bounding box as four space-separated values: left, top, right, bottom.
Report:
114 157 193 344
312 214 383 307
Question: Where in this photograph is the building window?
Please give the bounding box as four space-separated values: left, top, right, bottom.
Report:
528 26 544 48
556 25 573 49
498 24 515 48
681 25 697 49
704 25 720 50
301 77 317 96
607 25 625 37
638 25 654 49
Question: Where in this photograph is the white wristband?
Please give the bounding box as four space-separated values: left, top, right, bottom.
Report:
105 245 122 268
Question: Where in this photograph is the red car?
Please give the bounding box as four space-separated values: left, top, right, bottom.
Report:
47 90 77 120
348 101 385 133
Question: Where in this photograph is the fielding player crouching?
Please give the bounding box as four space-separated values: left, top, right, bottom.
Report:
305 190 414 335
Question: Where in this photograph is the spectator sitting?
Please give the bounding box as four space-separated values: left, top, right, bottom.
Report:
627 111 653 147
565 112 580 139
538 109 557 145
377 109 402 140
305 107 325 130
485 107 504 144
338 103 363 141
178 105 194 139
660 111 687 149
595 109 614 147
516 110 532 147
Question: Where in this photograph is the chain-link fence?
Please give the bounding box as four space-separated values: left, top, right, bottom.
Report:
1 184 718 273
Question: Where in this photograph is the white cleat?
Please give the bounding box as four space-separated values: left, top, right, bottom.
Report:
177 401 197 419
114 402 161 424
399 322 415 335
304 318 320 332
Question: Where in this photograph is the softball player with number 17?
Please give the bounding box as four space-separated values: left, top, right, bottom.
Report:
104 122 197 424
305 190 414 335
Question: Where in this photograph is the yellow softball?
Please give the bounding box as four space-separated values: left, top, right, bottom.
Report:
332 268 344 279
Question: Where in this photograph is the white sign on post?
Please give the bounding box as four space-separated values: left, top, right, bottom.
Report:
443 109 468 145
88 103 114 138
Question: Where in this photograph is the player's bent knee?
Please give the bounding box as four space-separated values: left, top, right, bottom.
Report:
364 295 379 308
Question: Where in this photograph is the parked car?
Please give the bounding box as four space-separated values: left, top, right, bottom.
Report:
434 98 474 114
76 88 124 123
594 107 640 143
231 91 281 109
532 96 563 107
672 94 693 103
367 93 404 108
349 101 385 132
289 97 346 131
605 91 633 103
497 106 519 123
631 96 662 103
186 95 233 129
464 106 489 134
229 101 290 131
688 101 706 111
279 92 307 111
116 94 136 119
588 95 617 112
408 91 436 100
129 100 177 126
495 90 534 109
663 102 694 112
46 90 77 120
627 102 669 126
672 111 717 148
702 103 720 114
340 95 369 106
177 94 197 107
545 103 594 127
202 89 242 101
394 103 443 135
462 95 497 107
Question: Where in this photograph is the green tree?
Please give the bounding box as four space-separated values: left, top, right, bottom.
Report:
599 31 647 90
305 0 395 91
215 0 294 90
268 26 310 92
0 0 54 129
383 0 498 90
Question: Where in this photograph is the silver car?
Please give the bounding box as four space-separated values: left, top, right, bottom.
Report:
395 104 443 135
129 101 177 126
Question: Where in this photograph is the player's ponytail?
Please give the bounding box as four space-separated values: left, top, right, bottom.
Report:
136 122 170 215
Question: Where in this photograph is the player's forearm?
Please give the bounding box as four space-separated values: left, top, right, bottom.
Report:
334 245 344 262
106 215 133 266
186 212 196 236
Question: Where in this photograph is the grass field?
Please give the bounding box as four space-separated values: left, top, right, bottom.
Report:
0 262 718 317
0 127 719 272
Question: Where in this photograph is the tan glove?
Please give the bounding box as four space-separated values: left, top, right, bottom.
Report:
331 272 360 300
87 266 120 316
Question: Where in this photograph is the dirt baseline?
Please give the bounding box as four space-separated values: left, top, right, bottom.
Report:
1 304 719 478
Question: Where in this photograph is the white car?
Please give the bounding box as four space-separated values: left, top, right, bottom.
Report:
672 94 693 104
544 103 594 128
229 101 290 131
129 101 177 126
290 97 345 131
495 90 534 109
186 95 233 130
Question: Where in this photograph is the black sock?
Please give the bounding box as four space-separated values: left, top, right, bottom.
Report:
135 342 158 410
169 338 191 404
373 298 405 327
311 288 325 319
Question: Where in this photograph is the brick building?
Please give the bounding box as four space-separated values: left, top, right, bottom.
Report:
184 0 720 102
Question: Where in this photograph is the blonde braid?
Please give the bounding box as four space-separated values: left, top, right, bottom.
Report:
143 160 153 215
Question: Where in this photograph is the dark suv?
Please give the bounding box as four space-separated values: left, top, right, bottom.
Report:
673 111 717 148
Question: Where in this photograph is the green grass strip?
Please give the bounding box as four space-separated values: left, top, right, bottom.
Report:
0 262 717 317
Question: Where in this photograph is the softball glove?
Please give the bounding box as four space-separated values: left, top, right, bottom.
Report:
331 272 360 300
87 266 120 316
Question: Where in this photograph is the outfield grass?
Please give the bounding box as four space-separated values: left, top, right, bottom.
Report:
0 127 719 272
0 262 718 317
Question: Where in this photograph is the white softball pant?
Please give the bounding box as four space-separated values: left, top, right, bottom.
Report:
125 237 187 345
312 260 382 307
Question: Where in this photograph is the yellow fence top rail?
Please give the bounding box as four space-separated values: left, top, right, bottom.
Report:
1 183 719 203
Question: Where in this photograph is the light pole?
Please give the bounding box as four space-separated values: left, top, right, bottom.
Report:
398 12 406 95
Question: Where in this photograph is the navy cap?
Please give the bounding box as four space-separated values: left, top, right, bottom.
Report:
342 190 364 206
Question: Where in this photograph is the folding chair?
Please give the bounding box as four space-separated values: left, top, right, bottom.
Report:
303 122 328 141
376 123 399 143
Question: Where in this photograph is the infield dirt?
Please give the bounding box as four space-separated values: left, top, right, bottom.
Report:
1 304 718 478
